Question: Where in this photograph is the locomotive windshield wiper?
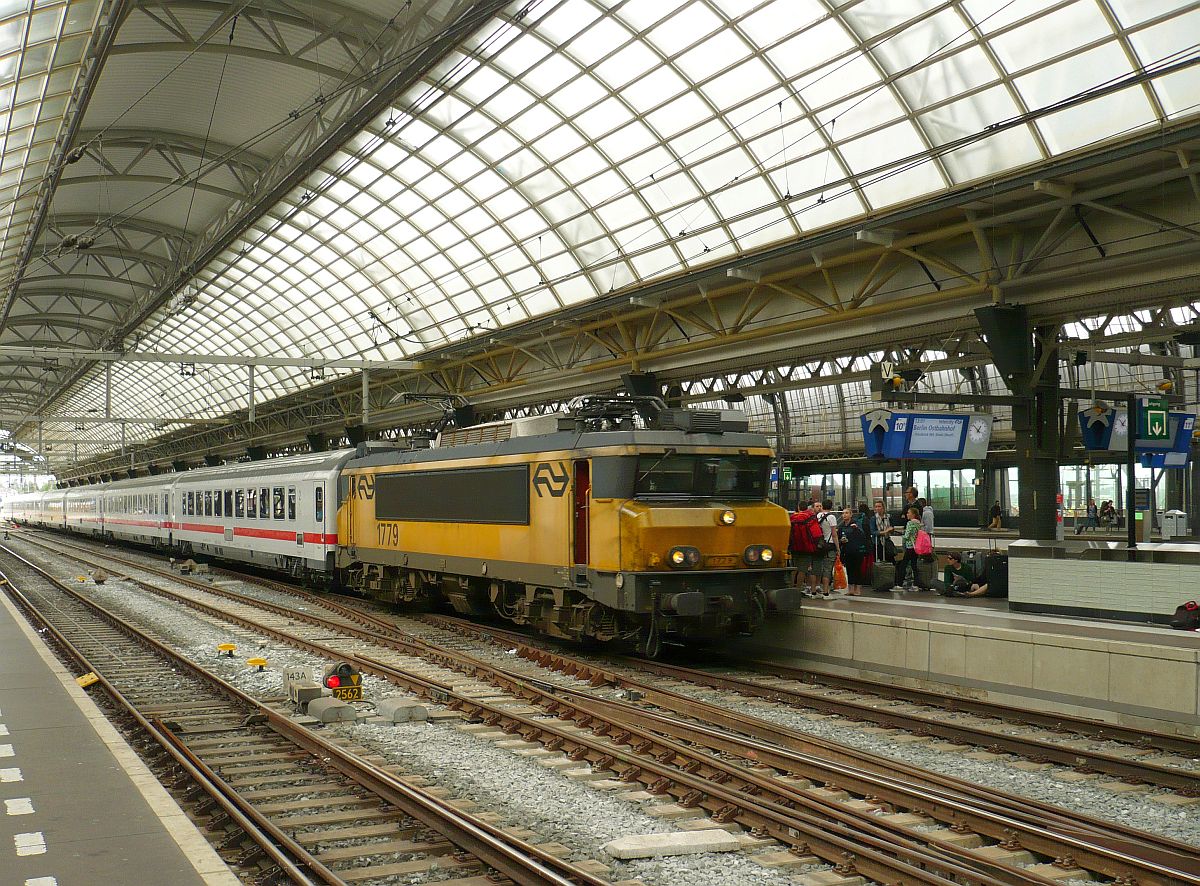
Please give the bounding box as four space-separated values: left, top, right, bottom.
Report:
635 447 677 485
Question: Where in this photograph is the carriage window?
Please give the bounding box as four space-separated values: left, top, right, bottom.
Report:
204 490 213 516
164 493 169 515
247 488 257 518
235 489 245 518
273 487 284 520
314 487 324 522
214 490 222 517
287 487 296 521
260 488 269 519
184 492 192 516
224 489 233 516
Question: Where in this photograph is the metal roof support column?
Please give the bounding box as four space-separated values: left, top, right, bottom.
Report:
248 365 256 424
105 363 112 418
120 421 125 454
37 423 42 459
362 370 370 426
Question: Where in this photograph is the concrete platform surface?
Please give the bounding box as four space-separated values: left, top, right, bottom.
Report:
734 591 1200 730
0 588 238 886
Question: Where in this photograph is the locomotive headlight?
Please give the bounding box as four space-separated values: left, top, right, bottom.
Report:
744 545 775 565
719 509 736 525
668 546 701 568
615 572 625 589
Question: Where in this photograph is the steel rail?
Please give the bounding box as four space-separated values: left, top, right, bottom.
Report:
221 587 1200 879
10 540 1019 886
411 615 1200 885
19 532 1200 879
0 567 334 886
21 534 1199 886
424 612 1200 792
0 544 597 886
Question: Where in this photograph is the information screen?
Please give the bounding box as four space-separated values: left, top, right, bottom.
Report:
907 416 966 455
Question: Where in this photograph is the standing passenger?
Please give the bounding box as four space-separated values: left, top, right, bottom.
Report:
892 506 930 591
839 508 867 596
919 496 935 542
988 500 1003 530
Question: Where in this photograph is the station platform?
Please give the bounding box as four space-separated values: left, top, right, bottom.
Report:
735 588 1200 734
0 590 237 886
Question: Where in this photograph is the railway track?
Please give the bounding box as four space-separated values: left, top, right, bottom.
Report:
0 544 604 886
8 531 1199 886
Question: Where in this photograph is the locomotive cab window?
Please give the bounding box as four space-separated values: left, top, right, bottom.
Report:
634 454 769 498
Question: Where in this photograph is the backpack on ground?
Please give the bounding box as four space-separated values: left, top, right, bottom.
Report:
1169 601 1200 630
914 529 933 556
789 511 823 555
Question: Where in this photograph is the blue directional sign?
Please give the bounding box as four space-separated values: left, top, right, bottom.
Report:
1077 407 1195 468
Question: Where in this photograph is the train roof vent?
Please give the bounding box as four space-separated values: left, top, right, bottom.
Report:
655 408 750 433
437 421 513 447
437 413 566 447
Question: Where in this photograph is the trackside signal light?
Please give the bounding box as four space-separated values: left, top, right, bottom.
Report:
323 661 358 690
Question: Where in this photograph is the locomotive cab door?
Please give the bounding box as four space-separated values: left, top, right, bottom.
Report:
573 460 590 581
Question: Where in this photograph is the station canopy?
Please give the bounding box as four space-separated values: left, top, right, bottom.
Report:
2 0 1198 457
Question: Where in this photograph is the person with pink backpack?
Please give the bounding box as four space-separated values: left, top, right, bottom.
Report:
893 505 932 591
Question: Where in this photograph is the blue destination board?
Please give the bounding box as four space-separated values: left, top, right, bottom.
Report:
861 410 989 460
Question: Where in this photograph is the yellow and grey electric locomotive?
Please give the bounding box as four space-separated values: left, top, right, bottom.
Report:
337 397 798 656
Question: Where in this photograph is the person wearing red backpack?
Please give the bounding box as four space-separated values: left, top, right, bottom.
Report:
892 505 931 591
789 500 838 598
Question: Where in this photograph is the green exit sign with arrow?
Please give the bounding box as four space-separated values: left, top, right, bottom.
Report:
1138 396 1170 441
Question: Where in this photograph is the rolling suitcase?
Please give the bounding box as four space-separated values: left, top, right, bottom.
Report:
872 559 896 591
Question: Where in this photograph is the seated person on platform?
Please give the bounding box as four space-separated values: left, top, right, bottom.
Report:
955 554 1008 598
938 552 974 595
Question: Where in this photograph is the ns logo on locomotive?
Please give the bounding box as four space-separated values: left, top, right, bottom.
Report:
3 396 799 658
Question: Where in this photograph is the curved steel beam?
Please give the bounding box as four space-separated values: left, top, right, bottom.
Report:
107 41 353 81
6 314 116 334
55 173 245 201
19 276 155 295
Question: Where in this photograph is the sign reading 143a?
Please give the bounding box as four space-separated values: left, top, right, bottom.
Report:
1138 396 1169 441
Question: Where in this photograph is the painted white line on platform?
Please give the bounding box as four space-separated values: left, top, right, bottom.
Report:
0 767 20 782
0 744 12 757
26 878 58 886
14 832 46 856
5 798 34 815
0 724 9 735
0 575 239 885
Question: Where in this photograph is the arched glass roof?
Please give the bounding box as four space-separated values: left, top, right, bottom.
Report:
46 0 1200 441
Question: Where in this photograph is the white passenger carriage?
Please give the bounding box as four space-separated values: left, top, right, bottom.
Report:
170 450 353 579
64 487 102 535
101 476 172 547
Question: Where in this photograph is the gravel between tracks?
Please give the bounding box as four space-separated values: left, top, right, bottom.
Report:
2 548 810 886
72 544 1200 852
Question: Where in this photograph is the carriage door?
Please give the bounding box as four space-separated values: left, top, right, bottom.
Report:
573 460 590 569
